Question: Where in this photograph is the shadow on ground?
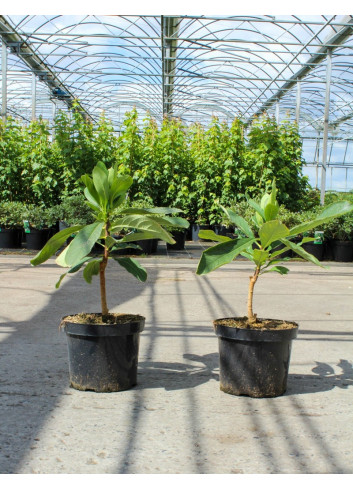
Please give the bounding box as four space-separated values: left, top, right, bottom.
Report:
287 359 353 395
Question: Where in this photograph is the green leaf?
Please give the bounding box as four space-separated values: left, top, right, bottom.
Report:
252 249 270 266
196 237 255 275
198 230 231 243
113 257 147 282
109 174 132 204
111 215 174 244
268 245 291 260
111 242 142 251
247 199 265 220
83 259 102 284
59 222 105 267
55 255 96 288
145 207 183 215
264 202 279 221
92 164 109 205
262 265 289 275
81 174 101 208
221 206 254 238
259 220 289 248
149 215 189 229
120 231 158 243
30 225 83 266
289 201 353 236
280 238 327 268
84 187 101 211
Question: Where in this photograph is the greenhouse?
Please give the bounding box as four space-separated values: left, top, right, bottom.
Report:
0 14 353 477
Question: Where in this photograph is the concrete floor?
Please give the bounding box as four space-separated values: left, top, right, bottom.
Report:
0 243 353 474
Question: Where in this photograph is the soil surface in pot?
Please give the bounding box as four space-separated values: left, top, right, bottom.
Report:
62 312 144 325
214 317 297 331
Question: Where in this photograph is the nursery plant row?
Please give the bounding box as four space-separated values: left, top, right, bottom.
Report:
1 105 310 225
1 192 353 262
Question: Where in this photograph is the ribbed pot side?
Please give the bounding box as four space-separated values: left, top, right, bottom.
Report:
214 319 298 398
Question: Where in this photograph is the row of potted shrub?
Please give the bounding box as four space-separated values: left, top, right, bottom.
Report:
1 195 353 260
0 197 189 252
193 201 353 262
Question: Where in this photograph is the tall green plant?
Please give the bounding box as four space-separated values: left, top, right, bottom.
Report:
30 162 188 320
0 117 26 201
244 115 309 210
54 102 97 195
21 118 63 205
116 107 142 182
154 116 191 211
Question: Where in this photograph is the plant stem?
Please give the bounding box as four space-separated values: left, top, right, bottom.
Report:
100 222 110 320
247 266 260 323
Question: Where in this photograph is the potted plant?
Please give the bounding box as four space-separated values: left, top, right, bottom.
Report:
30 162 188 392
166 226 188 251
22 204 57 250
322 212 353 262
58 195 95 228
196 181 353 398
0 201 25 248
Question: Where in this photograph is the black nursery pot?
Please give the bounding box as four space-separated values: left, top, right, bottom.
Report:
167 230 186 250
214 319 298 398
0 228 20 248
62 314 145 392
134 239 154 255
331 240 353 262
25 229 50 250
302 242 324 261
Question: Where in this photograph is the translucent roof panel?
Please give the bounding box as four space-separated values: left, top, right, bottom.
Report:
0 14 353 140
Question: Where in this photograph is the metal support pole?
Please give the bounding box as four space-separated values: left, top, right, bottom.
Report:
315 132 320 189
296 81 301 124
161 16 166 117
275 100 280 124
320 49 332 205
1 38 7 123
31 73 37 120
52 100 56 138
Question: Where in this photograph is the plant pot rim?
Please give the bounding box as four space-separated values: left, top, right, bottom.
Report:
62 313 145 337
331 239 353 244
213 317 298 342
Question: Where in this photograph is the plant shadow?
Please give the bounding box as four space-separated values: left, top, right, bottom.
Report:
137 352 219 390
137 354 353 396
287 359 353 395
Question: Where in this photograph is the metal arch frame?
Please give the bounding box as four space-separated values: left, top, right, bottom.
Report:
248 15 353 123
0 15 353 137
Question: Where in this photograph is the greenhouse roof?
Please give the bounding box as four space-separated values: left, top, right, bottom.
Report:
1 14 353 139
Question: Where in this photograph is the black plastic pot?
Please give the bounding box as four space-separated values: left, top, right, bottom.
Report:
150 238 159 253
331 240 353 262
0 228 20 248
302 242 324 261
214 225 234 237
134 239 154 255
25 229 50 250
167 230 186 250
62 314 145 392
186 222 193 241
214 319 298 398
